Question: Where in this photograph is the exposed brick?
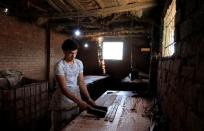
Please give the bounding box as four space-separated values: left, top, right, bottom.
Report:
195 58 204 84
181 41 197 58
174 42 182 57
197 0 204 5
172 99 186 131
175 9 181 25
188 57 198 67
158 60 162 69
181 65 195 79
185 0 197 16
183 81 195 106
197 84 204 118
185 110 204 131
169 59 174 72
0 14 67 80
172 59 181 74
158 1 204 131
197 38 204 57
191 6 204 33
180 18 193 40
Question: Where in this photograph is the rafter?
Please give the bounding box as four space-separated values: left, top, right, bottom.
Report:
80 28 148 38
44 1 157 18
52 0 72 12
94 0 106 8
47 0 62 12
116 0 126 6
64 0 85 11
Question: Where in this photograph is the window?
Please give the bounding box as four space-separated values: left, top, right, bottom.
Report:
162 0 176 57
102 41 123 60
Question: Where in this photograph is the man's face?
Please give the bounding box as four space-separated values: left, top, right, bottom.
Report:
64 49 78 61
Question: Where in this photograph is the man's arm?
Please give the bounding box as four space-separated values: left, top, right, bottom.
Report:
78 73 95 105
56 75 88 110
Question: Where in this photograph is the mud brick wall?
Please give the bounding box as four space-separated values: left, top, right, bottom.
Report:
49 31 68 89
0 14 46 79
157 0 204 131
0 14 69 83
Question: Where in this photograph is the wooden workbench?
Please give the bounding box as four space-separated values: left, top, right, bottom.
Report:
62 90 153 131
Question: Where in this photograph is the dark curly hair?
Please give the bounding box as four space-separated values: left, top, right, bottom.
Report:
61 39 79 51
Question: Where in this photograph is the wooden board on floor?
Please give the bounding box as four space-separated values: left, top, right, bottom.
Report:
62 90 153 131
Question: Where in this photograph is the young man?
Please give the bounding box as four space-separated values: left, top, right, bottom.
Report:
50 39 95 131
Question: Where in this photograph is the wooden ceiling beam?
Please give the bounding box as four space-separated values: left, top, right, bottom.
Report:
28 1 48 13
83 34 146 38
94 0 106 8
62 26 148 34
47 0 62 12
64 0 85 11
52 0 72 12
117 0 126 6
44 1 157 18
81 29 148 38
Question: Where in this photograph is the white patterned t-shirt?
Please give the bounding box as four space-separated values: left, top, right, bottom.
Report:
55 59 83 87
51 58 83 110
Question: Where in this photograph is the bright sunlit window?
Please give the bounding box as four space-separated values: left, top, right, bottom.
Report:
102 41 123 60
162 0 176 57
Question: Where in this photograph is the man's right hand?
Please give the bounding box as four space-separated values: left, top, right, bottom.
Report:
78 101 89 111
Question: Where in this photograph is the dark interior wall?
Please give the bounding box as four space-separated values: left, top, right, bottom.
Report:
157 0 204 130
104 36 150 79
0 14 46 80
104 37 131 79
131 36 150 74
77 39 101 75
76 36 151 78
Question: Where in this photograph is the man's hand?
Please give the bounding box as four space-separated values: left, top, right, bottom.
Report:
78 101 89 111
87 98 96 106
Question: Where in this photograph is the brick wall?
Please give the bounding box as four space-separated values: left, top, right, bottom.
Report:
0 14 46 80
49 31 68 88
0 14 68 82
157 0 204 131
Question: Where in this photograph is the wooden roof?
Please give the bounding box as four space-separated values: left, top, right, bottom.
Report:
0 0 162 37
